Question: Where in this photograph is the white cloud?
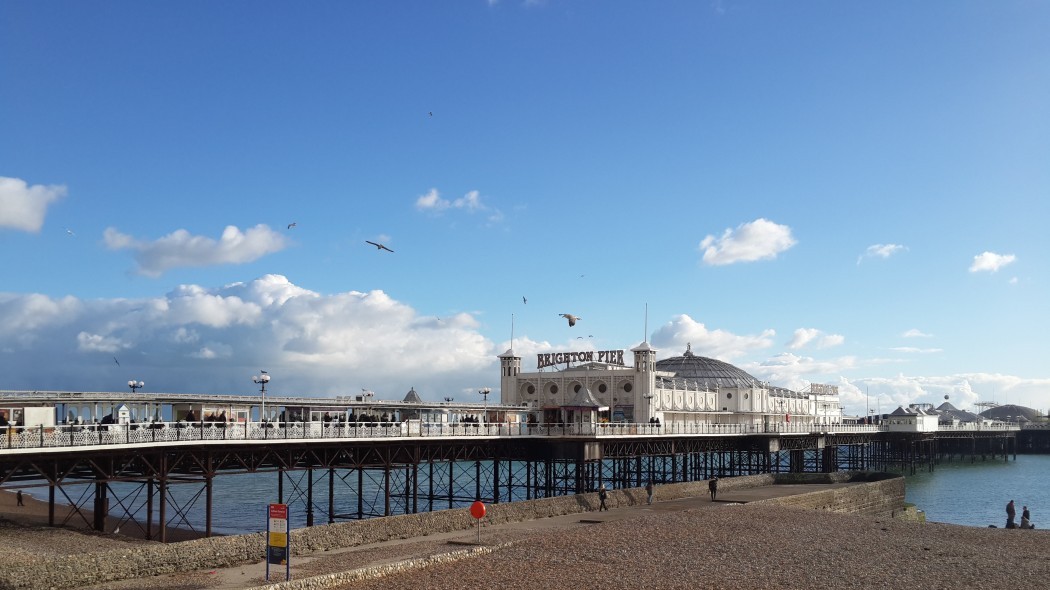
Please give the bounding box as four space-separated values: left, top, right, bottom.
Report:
698 218 796 266
969 251 1016 273
857 243 906 265
104 224 289 277
415 188 449 211
889 347 943 354
414 188 502 222
0 275 496 398
787 328 844 350
0 176 67 233
651 314 775 361
902 329 932 338
744 352 859 392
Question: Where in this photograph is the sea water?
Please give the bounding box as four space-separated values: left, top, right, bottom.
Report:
903 454 1049 528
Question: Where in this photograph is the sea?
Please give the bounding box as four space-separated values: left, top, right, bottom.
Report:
107 454 1047 536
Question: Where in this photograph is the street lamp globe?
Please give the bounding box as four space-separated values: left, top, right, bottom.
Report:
128 380 144 393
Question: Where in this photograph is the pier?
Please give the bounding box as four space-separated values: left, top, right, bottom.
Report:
0 388 1019 542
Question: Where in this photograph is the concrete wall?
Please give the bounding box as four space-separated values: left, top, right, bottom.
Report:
0 472 905 590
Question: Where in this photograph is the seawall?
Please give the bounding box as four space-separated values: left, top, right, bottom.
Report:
0 472 905 590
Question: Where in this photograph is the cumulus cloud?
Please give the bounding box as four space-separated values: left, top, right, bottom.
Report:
0 274 496 398
651 314 774 361
698 218 796 266
857 243 906 265
104 224 289 277
969 251 1016 273
744 352 859 392
0 176 67 233
787 328 844 350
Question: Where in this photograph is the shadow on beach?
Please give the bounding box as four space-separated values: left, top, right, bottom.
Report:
0 488 211 546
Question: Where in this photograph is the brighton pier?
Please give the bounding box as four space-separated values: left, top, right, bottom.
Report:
0 344 1039 542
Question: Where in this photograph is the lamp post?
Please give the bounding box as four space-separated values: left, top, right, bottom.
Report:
253 372 270 423
443 397 453 403
128 380 144 393
643 393 654 425
479 388 491 423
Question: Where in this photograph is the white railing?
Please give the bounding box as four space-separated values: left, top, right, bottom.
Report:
0 419 1023 453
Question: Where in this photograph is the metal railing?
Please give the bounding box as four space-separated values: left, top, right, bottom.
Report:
0 419 1022 453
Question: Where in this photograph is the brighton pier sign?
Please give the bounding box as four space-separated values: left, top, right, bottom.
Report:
537 349 625 370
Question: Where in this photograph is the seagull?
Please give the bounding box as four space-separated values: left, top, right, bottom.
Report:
522 296 527 304
113 357 120 367
260 370 268 375
65 228 75 237
287 222 297 229
428 111 433 118
559 313 581 327
366 240 394 253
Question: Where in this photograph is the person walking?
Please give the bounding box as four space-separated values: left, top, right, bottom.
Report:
709 476 719 501
645 480 654 505
1006 499 1017 529
16 490 23 506
598 485 608 511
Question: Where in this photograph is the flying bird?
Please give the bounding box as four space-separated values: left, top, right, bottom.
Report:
287 222 297 229
428 111 433 118
522 296 527 304
366 240 394 253
559 313 581 327
65 228 75 237
113 357 120 367
260 370 268 375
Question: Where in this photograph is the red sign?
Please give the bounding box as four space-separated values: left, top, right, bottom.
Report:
269 504 288 519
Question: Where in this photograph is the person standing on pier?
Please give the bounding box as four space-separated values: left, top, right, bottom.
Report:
598 485 608 511
709 477 719 501
645 480 654 505
1006 500 1017 528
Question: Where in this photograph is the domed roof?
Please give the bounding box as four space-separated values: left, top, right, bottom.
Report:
979 404 1042 422
655 344 761 389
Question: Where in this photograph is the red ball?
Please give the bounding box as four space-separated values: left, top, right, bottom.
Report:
470 500 486 519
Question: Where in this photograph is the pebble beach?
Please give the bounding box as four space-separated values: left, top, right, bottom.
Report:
4 486 1050 590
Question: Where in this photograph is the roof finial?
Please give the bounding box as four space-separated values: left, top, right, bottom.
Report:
685 342 693 356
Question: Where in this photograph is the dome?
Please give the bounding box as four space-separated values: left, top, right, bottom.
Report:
654 344 762 389
979 404 1042 422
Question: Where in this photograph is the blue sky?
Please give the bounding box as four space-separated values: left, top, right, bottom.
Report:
2 1 1048 416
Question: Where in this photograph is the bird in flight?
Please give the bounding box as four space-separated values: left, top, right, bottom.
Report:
287 222 297 229
113 357 120 366
366 240 394 253
65 228 75 237
559 313 581 327
260 370 268 375
522 296 527 304
428 111 433 118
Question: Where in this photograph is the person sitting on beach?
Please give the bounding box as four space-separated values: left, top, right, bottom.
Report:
1021 506 1033 529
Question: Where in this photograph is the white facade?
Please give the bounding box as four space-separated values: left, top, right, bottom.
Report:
499 343 839 428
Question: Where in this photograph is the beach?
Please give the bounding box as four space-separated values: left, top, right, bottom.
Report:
2 487 1049 590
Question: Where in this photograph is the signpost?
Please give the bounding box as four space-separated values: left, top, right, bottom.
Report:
266 503 290 581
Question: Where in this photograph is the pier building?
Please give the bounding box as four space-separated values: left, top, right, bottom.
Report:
501 342 839 429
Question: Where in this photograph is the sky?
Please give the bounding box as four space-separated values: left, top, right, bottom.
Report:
2 1 1048 417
